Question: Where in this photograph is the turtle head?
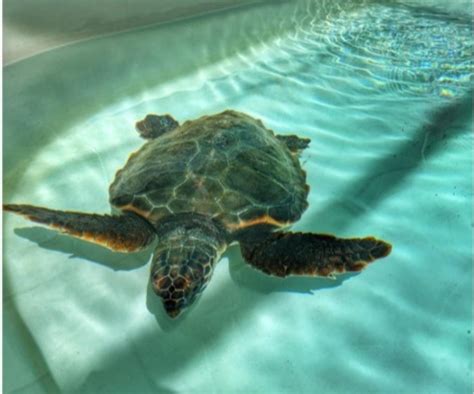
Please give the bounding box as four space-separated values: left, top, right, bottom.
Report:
150 219 226 318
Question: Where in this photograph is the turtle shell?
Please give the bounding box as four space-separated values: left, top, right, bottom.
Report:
109 110 309 232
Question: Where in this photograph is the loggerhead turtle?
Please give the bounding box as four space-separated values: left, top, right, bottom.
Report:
4 110 391 318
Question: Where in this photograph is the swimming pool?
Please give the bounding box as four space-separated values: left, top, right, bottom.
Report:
4 0 472 392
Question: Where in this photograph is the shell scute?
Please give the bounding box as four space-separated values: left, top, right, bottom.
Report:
219 190 252 213
223 164 288 206
168 199 190 213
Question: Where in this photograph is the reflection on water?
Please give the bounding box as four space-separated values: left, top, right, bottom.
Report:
4 0 472 393
320 4 472 97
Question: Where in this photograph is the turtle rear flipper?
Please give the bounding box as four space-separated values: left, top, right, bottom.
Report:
135 114 179 139
240 232 391 278
3 204 156 252
277 134 311 155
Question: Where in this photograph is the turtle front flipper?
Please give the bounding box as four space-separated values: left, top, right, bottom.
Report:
135 114 179 139
4 204 156 252
240 232 391 278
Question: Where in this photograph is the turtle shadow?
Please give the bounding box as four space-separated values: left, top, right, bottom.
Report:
145 282 171 328
142 245 356 331
225 244 357 294
13 226 151 271
13 226 203 331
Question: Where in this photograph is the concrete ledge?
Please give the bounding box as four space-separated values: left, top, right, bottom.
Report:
4 0 274 64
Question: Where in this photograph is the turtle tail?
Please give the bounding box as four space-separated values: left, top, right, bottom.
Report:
3 204 156 252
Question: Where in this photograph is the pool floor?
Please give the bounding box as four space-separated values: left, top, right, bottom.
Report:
3 0 472 392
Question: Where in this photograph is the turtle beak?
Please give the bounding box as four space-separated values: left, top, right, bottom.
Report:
163 301 183 318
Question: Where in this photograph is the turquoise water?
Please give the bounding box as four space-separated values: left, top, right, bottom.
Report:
3 0 472 392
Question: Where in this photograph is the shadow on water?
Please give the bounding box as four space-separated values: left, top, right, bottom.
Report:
311 88 473 229
14 227 151 271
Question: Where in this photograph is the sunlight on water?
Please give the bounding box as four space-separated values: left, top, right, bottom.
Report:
3 0 472 392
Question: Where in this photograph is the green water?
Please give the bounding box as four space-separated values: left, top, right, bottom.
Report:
3 0 472 393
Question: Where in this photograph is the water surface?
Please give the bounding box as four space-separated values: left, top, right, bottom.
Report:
4 0 472 392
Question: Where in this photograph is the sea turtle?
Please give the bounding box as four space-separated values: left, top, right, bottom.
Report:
4 110 391 318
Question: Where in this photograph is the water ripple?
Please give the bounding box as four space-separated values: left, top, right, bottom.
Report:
313 4 472 97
